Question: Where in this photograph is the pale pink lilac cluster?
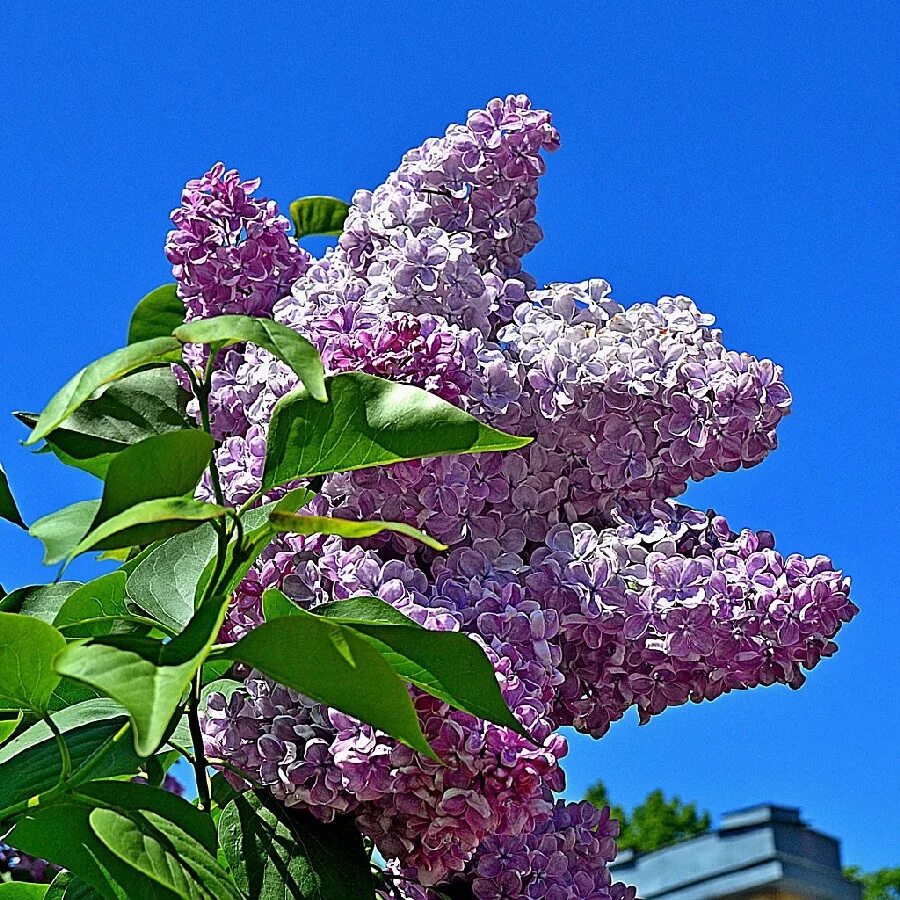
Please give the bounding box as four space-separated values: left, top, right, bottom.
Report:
179 96 856 897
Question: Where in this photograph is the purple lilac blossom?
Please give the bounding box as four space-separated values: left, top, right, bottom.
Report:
188 96 855 898
166 162 311 321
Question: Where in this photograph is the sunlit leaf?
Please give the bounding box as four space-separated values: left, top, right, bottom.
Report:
269 510 446 551
91 430 214 529
29 501 100 565
301 596 527 737
173 315 327 403
125 525 218 634
0 613 65 712
127 284 184 345
263 372 531 489
55 596 229 756
0 582 82 621
69 498 226 559
0 883 50 897
25 338 182 446
53 572 139 638
226 592 434 758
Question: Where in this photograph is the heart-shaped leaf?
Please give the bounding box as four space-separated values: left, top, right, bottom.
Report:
0 613 66 712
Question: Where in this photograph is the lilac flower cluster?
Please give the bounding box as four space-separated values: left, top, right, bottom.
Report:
472 801 634 900
166 162 311 321
181 96 856 897
528 500 857 737
501 279 793 510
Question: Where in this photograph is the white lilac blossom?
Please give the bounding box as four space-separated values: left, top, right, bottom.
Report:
184 96 856 897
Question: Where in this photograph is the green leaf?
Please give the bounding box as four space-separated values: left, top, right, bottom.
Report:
0 709 23 746
91 430 214 529
0 463 26 529
75 780 217 855
53 572 138 638
123 489 313 635
0 613 65 712
192 488 317 613
173 315 327 403
225 592 434 758
218 792 374 900
125 525 218 634
89 807 240 900
0 884 49 897
8 804 154 899
55 595 229 756
30 501 100 565
46 871 104 900
0 702 138 811
127 284 184 345
46 678 102 712
322 598 526 737
69 498 227 559
289 196 350 239
25 337 183 446
0 582 82 620
15 368 191 480
269 510 446 551
263 372 531 489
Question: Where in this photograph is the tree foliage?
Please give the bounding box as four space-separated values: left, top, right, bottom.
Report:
584 781 711 853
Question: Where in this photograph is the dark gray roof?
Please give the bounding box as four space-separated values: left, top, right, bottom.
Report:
610 804 862 900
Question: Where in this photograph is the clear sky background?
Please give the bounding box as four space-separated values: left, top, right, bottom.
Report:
1 1 897 873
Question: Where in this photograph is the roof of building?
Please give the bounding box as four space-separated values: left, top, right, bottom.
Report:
609 804 862 900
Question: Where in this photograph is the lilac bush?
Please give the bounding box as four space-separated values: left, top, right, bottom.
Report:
166 95 858 897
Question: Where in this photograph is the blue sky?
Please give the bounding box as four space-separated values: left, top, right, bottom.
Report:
1 1 897 872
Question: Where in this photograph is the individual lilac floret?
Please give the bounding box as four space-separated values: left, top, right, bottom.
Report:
166 162 312 320
471 801 633 900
